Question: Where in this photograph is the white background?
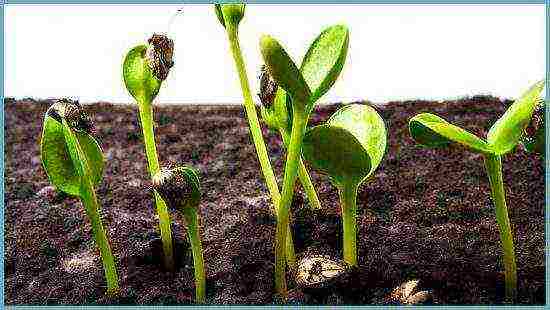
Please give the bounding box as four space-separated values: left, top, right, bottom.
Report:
5 4 546 104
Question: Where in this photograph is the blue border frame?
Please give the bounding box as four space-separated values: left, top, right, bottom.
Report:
2 0 548 308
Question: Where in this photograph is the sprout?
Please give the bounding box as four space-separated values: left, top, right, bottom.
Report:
260 24 349 299
258 65 321 211
123 32 175 271
153 166 205 303
214 3 297 271
302 104 387 266
40 99 119 295
408 80 545 302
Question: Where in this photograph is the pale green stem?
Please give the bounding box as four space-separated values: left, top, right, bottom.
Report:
182 207 206 303
80 175 120 296
137 102 175 272
281 129 322 210
275 113 307 300
225 23 295 267
484 154 517 303
339 182 358 266
64 123 119 295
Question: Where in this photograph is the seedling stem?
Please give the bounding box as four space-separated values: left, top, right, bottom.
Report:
137 102 175 271
224 21 296 267
484 154 517 301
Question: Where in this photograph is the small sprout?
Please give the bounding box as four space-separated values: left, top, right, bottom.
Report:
408 80 545 302
40 99 119 295
295 254 349 289
260 24 349 299
302 104 387 266
153 166 205 303
123 30 176 271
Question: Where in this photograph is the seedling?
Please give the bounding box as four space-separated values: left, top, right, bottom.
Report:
302 104 387 266
259 65 322 211
214 3 296 267
153 166 205 303
40 99 119 295
123 33 175 271
408 80 545 302
260 24 349 298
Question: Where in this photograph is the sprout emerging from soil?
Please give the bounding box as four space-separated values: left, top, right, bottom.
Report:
259 65 322 211
302 104 387 266
214 3 297 271
40 99 119 295
260 24 349 299
123 32 176 271
153 165 205 303
408 80 545 303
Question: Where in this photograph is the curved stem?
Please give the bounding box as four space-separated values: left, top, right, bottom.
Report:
137 102 175 272
182 208 206 303
62 122 119 295
281 129 322 210
275 114 307 300
80 175 120 296
339 182 358 266
226 24 280 205
484 154 517 303
225 24 295 267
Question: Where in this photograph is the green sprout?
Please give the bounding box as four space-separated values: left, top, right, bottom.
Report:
259 64 322 211
40 99 119 295
153 166 205 303
408 80 545 302
259 24 349 299
214 3 296 268
123 33 175 271
302 104 387 266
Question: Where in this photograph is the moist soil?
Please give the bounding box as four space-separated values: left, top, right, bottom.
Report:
4 97 545 305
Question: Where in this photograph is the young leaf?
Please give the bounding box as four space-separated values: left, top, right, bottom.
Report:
123 45 162 106
215 3 245 28
41 112 104 196
260 35 311 110
409 113 493 154
487 80 545 155
302 104 386 186
301 24 349 104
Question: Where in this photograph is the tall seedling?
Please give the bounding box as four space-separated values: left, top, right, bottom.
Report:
408 80 545 302
123 33 176 271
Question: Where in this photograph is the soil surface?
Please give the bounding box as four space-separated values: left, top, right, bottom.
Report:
4 97 545 305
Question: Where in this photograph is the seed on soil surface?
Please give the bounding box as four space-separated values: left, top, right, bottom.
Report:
386 279 433 305
296 254 350 289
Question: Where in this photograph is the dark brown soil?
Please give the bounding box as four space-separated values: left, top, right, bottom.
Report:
4 96 545 305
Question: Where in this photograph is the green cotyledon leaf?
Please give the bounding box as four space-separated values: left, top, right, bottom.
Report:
409 113 493 154
302 104 387 187
123 44 162 106
300 24 349 105
487 80 545 155
40 112 104 197
260 35 311 112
